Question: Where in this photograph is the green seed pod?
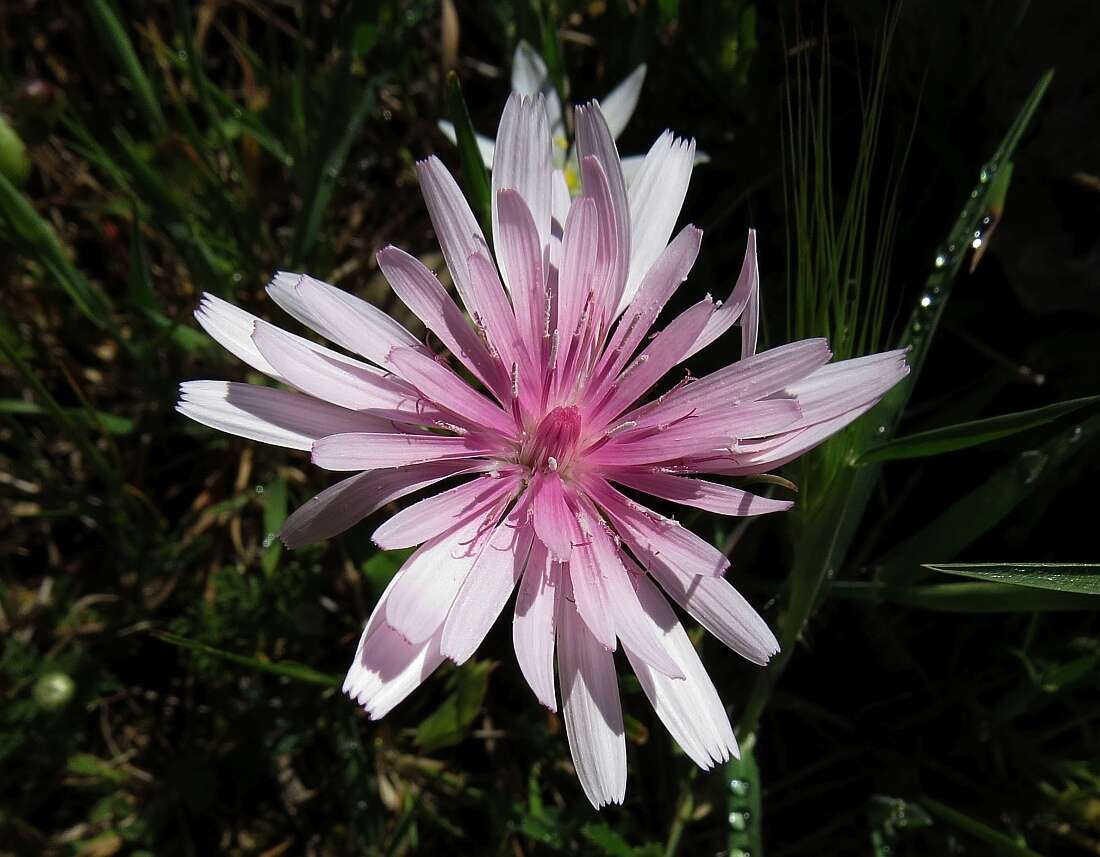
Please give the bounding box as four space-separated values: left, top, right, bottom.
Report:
0 113 30 185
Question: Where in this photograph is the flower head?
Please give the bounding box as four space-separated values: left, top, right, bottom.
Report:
179 94 908 807
441 40 690 191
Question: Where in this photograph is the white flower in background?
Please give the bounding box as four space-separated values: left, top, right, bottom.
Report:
441 41 703 191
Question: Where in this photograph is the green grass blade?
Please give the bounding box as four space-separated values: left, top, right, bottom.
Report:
875 413 1100 584
0 171 111 327
925 563 1100 595
289 75 378 266
857 394 1100 464
921 796 1045 857
831 581 1097 612
261 477 287 577
738 71 1056 737
152 630 341 686
445 71 493 239
86 0 166 135
0 399 135 435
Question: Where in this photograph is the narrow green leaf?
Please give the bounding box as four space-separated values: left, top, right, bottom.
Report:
831 581 1097 613
858 395 1100 464
86 0 166 134
414 659 492 751
445 71 493 239
876 414 1100 584
0 171 110 327
925 563 1100 595
921 796 1044 857
261 477 287 576
152 630 341 686
0 399 135 435
289 76 378 265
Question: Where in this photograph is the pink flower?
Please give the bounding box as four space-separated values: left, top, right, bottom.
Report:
178 94 909 807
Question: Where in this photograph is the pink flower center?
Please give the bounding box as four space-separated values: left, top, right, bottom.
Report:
524 405 583 473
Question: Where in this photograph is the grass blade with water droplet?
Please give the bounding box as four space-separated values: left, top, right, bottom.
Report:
832 580 1097 612
857 394 1100 464
924 563 1100 595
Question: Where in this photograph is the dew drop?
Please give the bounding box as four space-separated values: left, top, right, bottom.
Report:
1068 425 1083 443
971 237 983 250
729 811 748 832
730 778 750 797
262 533 276 549
255 484 265 494
934 253 947 268
920 295 932 308
876 425 887 435
232 272 243 283
1017 450 1048 485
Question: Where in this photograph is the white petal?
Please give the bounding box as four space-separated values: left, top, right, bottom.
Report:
625 571 739 769
266 271 419 367
372 474 518 550
436 120 496 168
558 586 627 809
177 380 386 451
344 623 445 720
511 41 563 137
600 64 647 139
384 503 503 643
621 132 696 314
441 516 534 664
513 542 560 710
280 460 488 548
492 92 554 264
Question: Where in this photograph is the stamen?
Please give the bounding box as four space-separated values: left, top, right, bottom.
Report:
606 420 637 437
434 420 468 435
547 456 559 471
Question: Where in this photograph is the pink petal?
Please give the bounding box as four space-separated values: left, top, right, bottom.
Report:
312 432 495 471
194 293 283 380
531 471 576 562
344 622 445 720
575 102 630 314
555 197 599 367
492 92 553 261
631 338 831 428
558 584 627 809
466 246 537 387
513 542 560 710
565 504 617 651
441 517 535 664
177 380 388 451
586 298 714 427
577 154 628 329
251 320 422 416
583 477 730 578
684 229 758 360
785 349 910 427
267 271 419 367
494 188 546 355
599 225 703 382
415 156 490 320
376 246 506 399
621 132 696 313
372 474 519 550
387 347 515 437
608 470 793 516
280 460 488 548
581 502 683 678
591 400 802 468
384 505 503 644
625 571 739 769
